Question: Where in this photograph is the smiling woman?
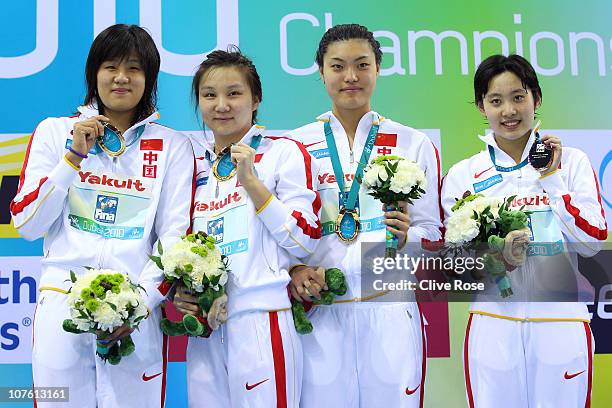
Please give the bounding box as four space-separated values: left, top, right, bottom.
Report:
177 48 321 407
9 24 195 407
287 24 442 408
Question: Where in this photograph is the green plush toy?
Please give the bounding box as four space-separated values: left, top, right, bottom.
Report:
291 268 347 335
484 196 532 298
161 286 227 338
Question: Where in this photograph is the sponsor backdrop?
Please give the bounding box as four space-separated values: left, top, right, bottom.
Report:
1 1 611 407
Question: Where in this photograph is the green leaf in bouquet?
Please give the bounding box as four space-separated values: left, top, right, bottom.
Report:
133 314 147 324
78 309 90 320
149 255 164 271
157 240 164 255
119 335 135 357
201 273 210 286
209 274 221 287
182 275 192 289
107 302 117 312
184 264 193 272
70 270 77 283
198 288 215 313
106 344 122 365
62 319 87 334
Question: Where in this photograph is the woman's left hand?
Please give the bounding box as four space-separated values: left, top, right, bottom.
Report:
97 323 135 349
231 143 258 186
382 201 411 249
538 134 562 176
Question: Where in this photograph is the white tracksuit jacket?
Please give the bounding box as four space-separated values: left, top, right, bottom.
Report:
10 105 195 310
190 125 321 317
287 111 443 300
441 132 608 321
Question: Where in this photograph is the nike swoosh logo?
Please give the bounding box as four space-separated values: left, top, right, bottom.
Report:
405 384 420 395
142 372 162 381
474 166 493 179
245 378 269 390
303 140 324 148
564 370 585 380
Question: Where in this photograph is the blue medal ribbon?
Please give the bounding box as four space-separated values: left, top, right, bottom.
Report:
488 145 528 172
212 135 263 179
324 118 379 241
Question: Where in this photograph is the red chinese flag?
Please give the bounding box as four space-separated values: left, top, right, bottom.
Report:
374 133 397 147
140 139 164 151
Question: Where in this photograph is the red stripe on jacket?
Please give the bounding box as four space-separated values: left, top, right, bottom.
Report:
560 167 608 240
10 177 48 216
266 136 322 239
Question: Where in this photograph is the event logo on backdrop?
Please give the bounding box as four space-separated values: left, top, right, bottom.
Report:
0 258 38 363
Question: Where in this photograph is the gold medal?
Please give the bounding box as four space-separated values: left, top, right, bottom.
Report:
335 208 360 242
97 122 126 157
211 147 237 181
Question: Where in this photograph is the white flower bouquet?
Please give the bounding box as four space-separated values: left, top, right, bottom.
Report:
150 231 229 337
62 269 148 365
363 155 427 258
445 193 531 297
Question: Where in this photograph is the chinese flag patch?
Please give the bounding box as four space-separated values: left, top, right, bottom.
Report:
140 139 163 151
254 154 263 163
375 133 397 147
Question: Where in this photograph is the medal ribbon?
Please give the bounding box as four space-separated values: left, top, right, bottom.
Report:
209 134 263 168
324 119 379 211
488 145 528 173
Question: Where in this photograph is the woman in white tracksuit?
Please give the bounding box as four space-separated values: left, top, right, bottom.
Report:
173 48 321 407
441 54 608 407
286 24 442 407
10 25 195 407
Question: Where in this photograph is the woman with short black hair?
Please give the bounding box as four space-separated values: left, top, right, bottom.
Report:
11 24 194 407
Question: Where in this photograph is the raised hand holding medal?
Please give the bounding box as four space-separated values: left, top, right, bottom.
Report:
230 142 259 186
528 120 562 175
66 114 109 167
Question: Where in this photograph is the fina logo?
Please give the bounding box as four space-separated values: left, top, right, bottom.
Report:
0 0 239 78
95 195 118 224
600 150 612 210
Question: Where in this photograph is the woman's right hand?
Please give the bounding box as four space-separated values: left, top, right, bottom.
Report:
66 115 109 166
289 265 327 303
173 285 203 317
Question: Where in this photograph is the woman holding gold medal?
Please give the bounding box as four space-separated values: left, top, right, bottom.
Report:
172 48 321 407
441 54 607 408
286 24 442 407
10 25 195 407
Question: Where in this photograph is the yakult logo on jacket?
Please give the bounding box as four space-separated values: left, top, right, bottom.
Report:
78 171 146 192
318 172 355 187
509 194 550 208
194 192 243 212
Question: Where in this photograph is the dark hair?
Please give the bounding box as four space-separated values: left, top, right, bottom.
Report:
192 46 262 124
315 24 382 68
84 24 160 125
474 54 542 107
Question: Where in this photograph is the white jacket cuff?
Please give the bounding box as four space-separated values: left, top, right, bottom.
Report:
49 158 79 191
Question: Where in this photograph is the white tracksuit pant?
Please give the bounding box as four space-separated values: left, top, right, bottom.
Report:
464 314 594 408
186 310 302 408
32 289 167 408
